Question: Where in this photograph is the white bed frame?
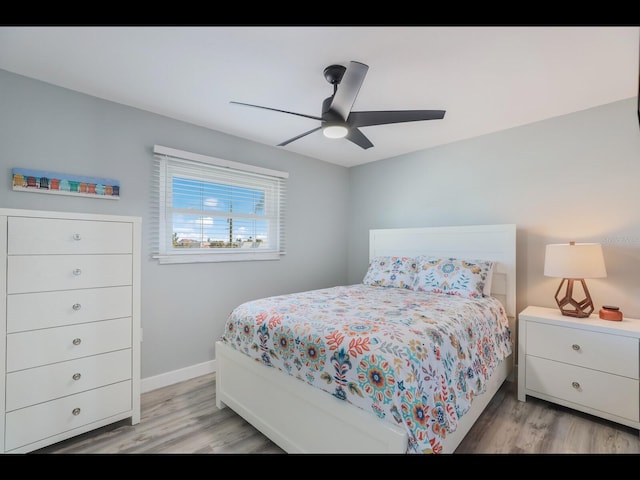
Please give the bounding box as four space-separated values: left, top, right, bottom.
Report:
215 224 516 453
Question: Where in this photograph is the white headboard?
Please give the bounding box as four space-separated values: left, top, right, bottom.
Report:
369 224 517 319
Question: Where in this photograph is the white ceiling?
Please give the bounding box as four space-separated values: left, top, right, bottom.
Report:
1 26 638 168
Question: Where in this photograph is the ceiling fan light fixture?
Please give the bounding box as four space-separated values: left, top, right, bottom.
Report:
323 123 348 139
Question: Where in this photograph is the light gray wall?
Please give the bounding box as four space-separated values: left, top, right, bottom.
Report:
4 67 640 379
0 69 350 379
348 98 640 340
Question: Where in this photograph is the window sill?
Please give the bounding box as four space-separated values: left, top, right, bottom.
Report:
153 251 283 264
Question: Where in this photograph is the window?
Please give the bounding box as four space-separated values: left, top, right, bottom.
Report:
152 145 287 264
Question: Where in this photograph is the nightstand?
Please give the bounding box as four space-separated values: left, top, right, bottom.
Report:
517 305 640 432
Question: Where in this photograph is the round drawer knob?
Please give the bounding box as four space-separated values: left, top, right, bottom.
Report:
73 268 82 276
72 408 81 416
73 233 82 241
72 303 82 311
72 373 81 381
571 381 581 389
572 344 581 351
72 338 82 346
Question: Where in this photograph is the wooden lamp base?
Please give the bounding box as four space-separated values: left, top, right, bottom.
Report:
554 278 594 318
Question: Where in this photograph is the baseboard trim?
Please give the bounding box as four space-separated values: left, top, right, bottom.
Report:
141 359 216 393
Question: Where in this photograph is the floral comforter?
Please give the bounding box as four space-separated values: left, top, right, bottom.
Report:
221 284 512 454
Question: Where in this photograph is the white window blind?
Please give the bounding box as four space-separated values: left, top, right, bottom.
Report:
151 145 288 264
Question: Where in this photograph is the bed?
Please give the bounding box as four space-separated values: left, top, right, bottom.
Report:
215 224 516 454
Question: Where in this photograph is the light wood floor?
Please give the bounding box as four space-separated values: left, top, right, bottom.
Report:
34 373 640 455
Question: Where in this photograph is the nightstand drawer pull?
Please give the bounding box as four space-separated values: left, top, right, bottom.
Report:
72 408 81 416
72 373 81 381
72 268 82 276
572 344 581 351
72 303 82 311
73 233 82 241
571 381 581 389
72 338 82 346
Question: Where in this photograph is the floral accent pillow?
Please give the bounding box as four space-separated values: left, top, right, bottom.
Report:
482 262 495 296
412 255 494 298
362 256 418 289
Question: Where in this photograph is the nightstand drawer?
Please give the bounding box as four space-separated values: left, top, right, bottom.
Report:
4 380 132 452
7 286 132 333
7 216 132 255
526 320 639 379
5 349 132 411
526 355 639 422
6 317 132 372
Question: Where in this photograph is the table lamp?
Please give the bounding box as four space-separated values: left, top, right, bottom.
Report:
543 241 607 318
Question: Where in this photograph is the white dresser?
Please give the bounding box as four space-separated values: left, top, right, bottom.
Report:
518 305 640 432
0 208 141 453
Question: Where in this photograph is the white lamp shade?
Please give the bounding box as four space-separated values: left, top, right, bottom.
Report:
544 242 607 279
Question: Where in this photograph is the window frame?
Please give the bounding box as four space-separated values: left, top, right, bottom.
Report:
152 145 288 265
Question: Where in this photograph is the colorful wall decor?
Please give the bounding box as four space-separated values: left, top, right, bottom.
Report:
12 168 120 199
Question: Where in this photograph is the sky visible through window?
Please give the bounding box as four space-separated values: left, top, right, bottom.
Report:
172 176 267 247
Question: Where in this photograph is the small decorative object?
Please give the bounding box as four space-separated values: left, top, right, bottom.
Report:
12 168 120 200
599 305 623 321
544 241 607 318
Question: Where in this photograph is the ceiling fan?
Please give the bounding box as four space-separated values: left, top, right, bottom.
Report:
230 61 446 150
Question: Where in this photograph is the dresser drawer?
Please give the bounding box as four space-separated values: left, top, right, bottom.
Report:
7 286 132 333
4 380 132 452
6 317 132 372
7 254 132 294
6 349 132 411
525 355 639 422
526 321 639 378
7 216 132 255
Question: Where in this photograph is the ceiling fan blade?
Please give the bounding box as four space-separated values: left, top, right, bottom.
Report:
349 110 446 128
230 101 322 121
277 126 323 147
329 61 369 121
346 127 374 150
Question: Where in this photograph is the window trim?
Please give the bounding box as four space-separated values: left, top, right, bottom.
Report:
152 145 288 265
